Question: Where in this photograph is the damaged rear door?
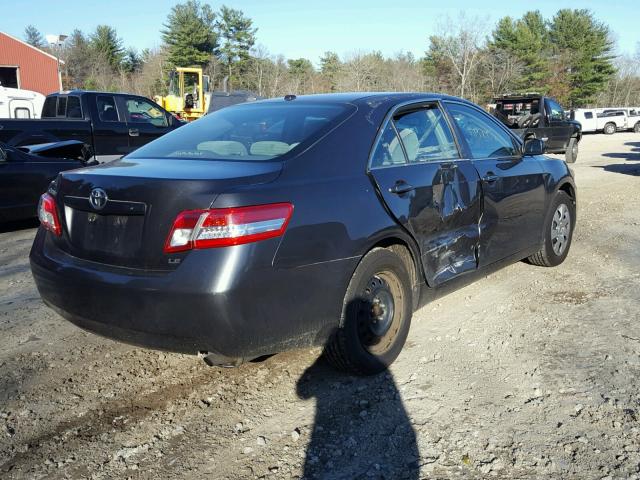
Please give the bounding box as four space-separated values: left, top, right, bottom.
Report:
368 101 482 286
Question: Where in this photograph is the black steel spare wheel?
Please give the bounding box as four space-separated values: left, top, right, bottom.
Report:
357 273 401 355
324 246 413 375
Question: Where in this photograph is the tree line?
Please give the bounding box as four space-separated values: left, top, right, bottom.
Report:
23 2 640 108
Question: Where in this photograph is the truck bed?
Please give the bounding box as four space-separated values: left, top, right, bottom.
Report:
0 118 92 148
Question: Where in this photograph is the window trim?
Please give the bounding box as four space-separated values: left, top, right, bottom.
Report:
442 100 524 160
367 99 465 171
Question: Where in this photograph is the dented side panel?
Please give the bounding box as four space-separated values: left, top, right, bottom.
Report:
369 160 482 286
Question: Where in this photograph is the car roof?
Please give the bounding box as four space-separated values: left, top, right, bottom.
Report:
250 92 469 107
48 90 140 97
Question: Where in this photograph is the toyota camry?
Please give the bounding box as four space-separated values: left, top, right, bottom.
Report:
30 93 576 375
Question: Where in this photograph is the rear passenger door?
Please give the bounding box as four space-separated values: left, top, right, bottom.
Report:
91 94 130 161
444 101 546 267
369 102 483 286
120 95 171 152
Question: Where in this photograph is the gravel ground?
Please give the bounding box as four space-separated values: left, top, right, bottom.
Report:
1 133 639 480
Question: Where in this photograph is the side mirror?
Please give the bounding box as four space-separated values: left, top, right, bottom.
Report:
0 147 7 162
523 138 545 156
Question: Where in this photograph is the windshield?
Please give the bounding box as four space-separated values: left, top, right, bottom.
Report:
128 102 354 161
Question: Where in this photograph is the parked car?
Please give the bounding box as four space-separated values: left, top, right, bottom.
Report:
30 93 577 375
0 90 183 163
492 93 582 163
571 108 639 134
598 110 629 134
603 108 640 133
0 140 94 222
0 86 45 119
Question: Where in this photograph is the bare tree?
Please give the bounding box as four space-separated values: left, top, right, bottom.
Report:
480 49 523 99
430 14 487 99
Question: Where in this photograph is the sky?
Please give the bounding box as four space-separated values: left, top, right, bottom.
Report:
2 0 638 63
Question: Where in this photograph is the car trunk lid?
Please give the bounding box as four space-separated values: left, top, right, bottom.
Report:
52 157 283 270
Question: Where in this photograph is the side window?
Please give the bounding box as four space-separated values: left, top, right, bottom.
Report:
42 97 56 118
125 97 168 127
96 95 119 122
66 96 82 118
14 107 30 118
56 96 67 117
584 112 593 119
546 99 564 121
392 105 458 162
370 121 406 168
446 103 519 159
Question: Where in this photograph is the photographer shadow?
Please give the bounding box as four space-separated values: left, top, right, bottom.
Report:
296 355 420 479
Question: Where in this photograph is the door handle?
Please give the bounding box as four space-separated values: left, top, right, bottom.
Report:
128 128 139 137
482 172 499 183
389 181 415 195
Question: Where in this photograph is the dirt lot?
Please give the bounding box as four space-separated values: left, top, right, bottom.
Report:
1 133 639 480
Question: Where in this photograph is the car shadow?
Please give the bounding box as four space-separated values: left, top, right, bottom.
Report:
0 218 39 234
296 356 420 479
602 152 640 160
593 164 640 176
601 142 640 161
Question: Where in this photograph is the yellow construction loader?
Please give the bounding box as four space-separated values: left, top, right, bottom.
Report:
154 67 211 122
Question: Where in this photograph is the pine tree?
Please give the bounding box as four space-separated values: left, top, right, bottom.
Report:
90 25 124 69
24 25 45 49
64 29 92 88
320 51 342 91
490 11 550 92
122 48 143 73
217 6 257 89
162 0 217 67
549 9 616 106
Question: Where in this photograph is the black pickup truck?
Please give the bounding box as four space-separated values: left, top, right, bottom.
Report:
0 90 182 162
492 94 582 163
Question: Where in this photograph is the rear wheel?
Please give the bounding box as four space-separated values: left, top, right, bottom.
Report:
565 137 578 163
603 122 616 135
634 122 640 133
528 191 575 267
324 247 413 375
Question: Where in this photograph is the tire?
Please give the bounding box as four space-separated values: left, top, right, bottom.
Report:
634 122 640 133
565 137 578 163
324 246 413 375
528 191 575 267
603 122 616 135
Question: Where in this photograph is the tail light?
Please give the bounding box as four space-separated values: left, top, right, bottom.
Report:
38 193 62 236
164 203 293 253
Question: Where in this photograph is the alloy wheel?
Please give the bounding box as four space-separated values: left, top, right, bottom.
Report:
551 203 571 256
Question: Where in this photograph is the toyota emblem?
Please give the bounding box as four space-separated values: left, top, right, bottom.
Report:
89 188 108 210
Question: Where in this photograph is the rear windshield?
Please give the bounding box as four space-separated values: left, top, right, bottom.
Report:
496 99 540 118
128 102 354 161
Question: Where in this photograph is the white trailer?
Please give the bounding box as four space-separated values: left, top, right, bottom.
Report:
0 86 45 119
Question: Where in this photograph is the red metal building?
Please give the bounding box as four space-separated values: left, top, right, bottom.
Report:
0 32 61 95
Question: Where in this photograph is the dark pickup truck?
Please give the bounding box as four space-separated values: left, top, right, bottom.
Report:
0 90 182 162
492 94 582 163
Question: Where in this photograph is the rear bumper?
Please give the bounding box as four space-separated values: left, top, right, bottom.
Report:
30 229 357 359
